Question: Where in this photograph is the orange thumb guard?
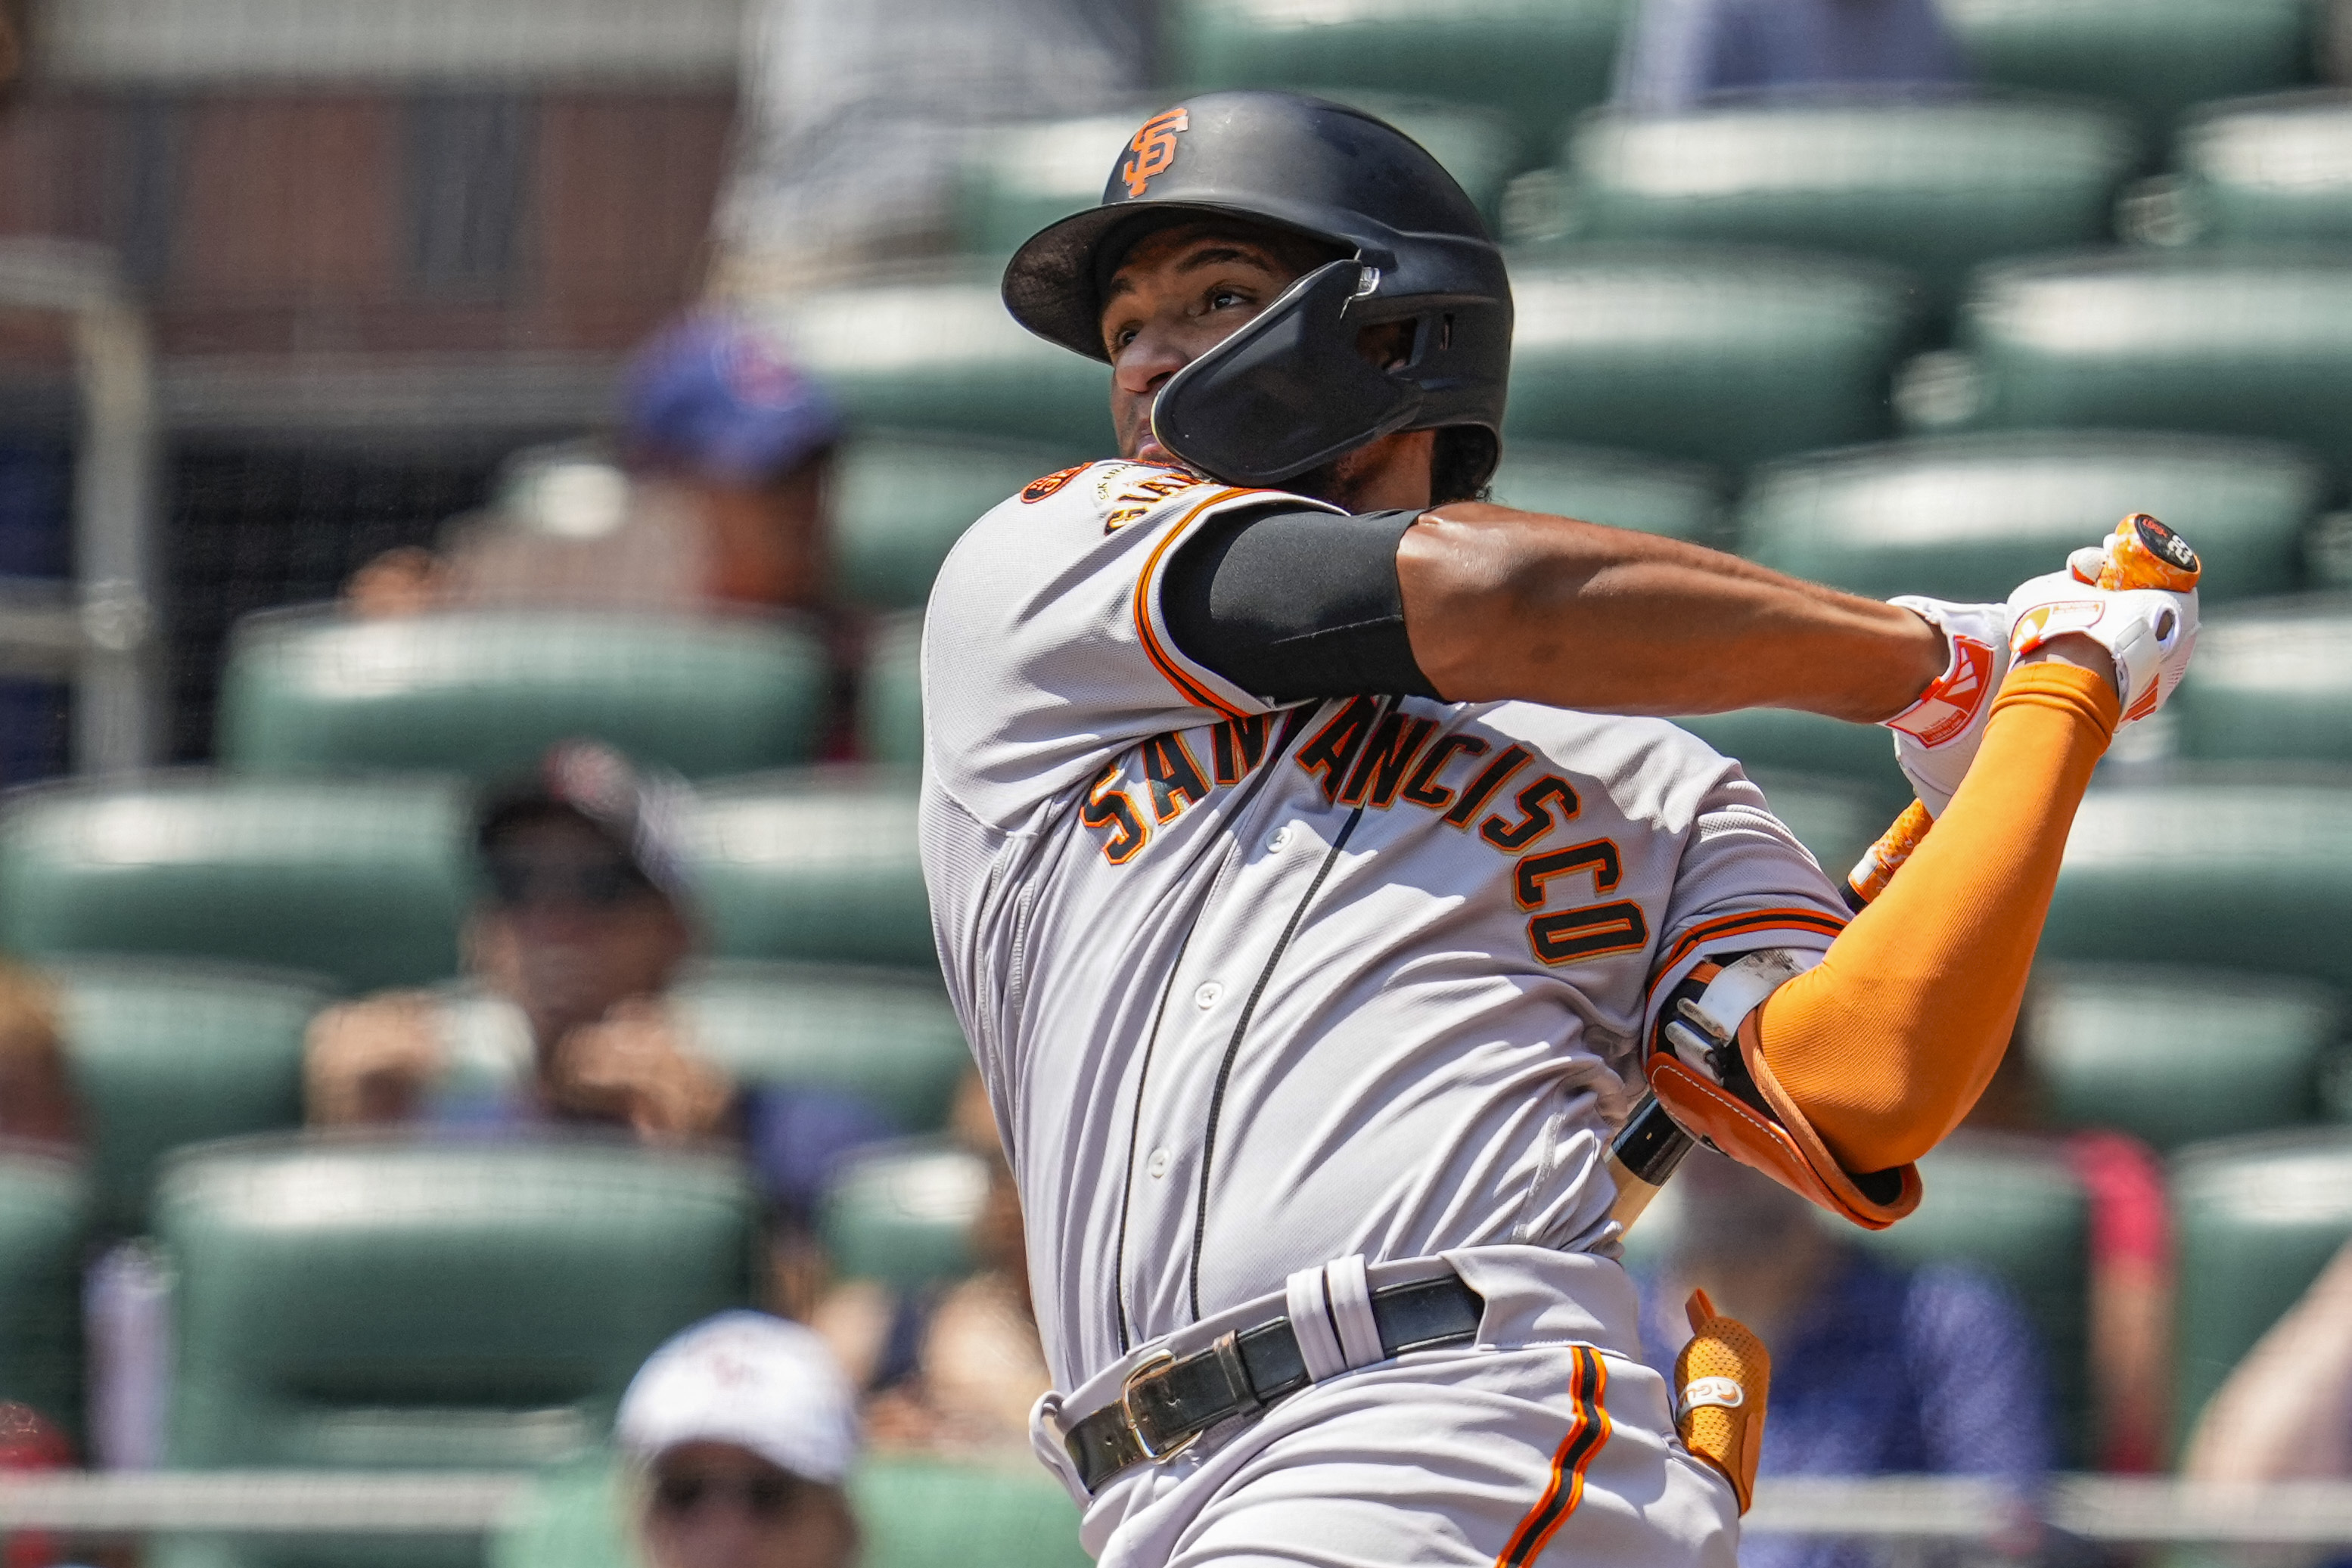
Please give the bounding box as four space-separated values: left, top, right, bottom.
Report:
1675 1288 1771 1514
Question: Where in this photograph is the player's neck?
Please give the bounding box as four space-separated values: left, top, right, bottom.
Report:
1288 428 1435 514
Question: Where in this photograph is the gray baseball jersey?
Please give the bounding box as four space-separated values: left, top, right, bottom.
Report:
917 458 1850 1396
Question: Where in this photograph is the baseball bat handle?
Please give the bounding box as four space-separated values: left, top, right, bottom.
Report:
1841 512 2198 912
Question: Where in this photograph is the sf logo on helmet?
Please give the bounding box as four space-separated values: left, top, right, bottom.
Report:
1122 107 1189 198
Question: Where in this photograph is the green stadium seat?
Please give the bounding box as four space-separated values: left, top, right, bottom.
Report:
1166 0 1630 160
1506 247 1922 470
492 1452 1089 1568
1941 254 2352 474
49 958 331 1235
2025 964 2340 1150
1741 433 2322 606
959 93 1522 256
832 432 1074 610
1555 97 2137 307
2167 92 2352 247
1676 710 1908 809
1489 441 1727 546
0 1150 85 1442
819 1138 990 1290
218 609 830 784
0 775 470 993
2171 1128 2352 1448
674 962 971 1132
160 1135 757 1473
685 769 933 970
1745 769 1888 886
1939 0 2314 146
2043 778 2352 992
2173 598 2352 762
859 613 924 770
764 274 1116 456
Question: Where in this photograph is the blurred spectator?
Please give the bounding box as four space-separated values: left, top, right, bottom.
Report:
304 743 896 1304
716 0 1154 293
1965 1017 2171 1472
0 960 73 1147
0 1400 73 1568
617 1312 861 1568
1614 0 1968 113
306 742 728 1139
347 312 843 618
1635 1152 2050 1568
2182 1234 2352 1483
813 1073 1049 1459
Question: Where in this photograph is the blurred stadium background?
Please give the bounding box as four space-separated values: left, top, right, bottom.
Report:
4 0 2352 1563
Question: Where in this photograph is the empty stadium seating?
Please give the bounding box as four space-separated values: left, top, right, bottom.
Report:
1741 432 2322 606
2173 598 2352 762
2168 91 2352 246
958 92 1521 256
675 963 971 1131
50 958 329 1234
2043 778 2352 992
832 432 1074 610
860 613 924 768
1506 248 1922 470
1555 96 2136 306
2171 1128 2352 1448
819 1138 991 1290
766 274 1117 456
684 769 934 970
1940 254 2352 474
1745 769 1886 886
218 609 831 783
1165 0 1628 159
2026 964 2339 1150
160 1136 757 1472
1939 0 2314 144
1676 709 1908 809
1488 441 1727 545
0 1149 85 1442
0 776 471 993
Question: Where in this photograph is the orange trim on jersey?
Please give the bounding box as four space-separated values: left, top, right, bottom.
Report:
1646 907 1849 1004
1131 486 1288 719
1496 1345 1613 1567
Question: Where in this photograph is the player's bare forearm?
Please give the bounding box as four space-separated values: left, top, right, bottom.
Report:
1397 503 1944 721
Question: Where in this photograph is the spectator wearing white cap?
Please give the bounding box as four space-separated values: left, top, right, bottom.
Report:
618 1312 861 1568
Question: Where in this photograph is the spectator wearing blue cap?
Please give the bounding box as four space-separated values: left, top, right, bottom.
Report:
346 312 844 617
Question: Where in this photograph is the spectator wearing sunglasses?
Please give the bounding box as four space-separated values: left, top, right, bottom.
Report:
303 741 731 1139
619 1312 860 1568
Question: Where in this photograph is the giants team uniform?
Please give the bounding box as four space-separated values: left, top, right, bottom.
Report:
919 460 1849 1566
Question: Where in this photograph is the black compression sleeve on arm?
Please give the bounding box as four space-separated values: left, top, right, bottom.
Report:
1161 506 1440 703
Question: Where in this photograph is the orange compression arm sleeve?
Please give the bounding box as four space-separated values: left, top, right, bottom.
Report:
1751 663 2120 1175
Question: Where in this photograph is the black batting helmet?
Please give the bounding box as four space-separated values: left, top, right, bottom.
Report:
1001 91 1512 492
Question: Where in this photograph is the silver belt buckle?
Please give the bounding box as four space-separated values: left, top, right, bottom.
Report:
1119 1347 1201 1463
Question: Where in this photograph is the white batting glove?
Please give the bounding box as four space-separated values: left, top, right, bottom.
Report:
2006 570 2197 730
1881 598 2011 818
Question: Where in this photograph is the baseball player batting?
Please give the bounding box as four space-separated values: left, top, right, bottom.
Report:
917 92 2198 1567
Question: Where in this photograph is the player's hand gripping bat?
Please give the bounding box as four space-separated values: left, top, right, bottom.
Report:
1603 514 2201 1234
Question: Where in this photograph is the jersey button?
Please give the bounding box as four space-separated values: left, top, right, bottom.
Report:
1148 1148 1171 1178
1267 826 1292 852
1194 982 1223 1011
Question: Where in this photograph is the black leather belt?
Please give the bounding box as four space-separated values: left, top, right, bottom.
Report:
1064 1274 1484 1494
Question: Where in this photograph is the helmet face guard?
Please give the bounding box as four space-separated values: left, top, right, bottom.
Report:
1001 92 1512 493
